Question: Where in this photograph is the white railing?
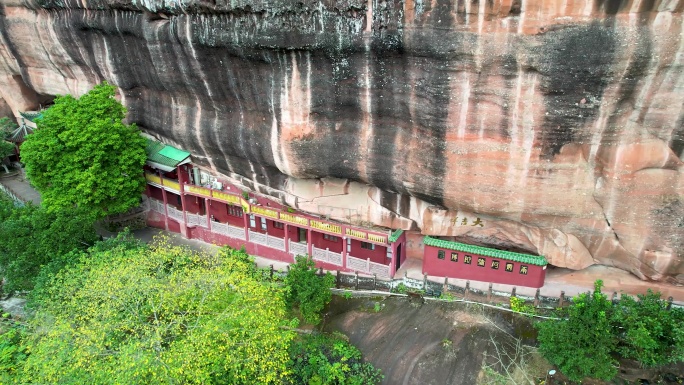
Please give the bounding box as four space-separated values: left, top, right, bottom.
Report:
185 213 208 228
369 260 391 278
248 230 267 245
312 246 343 267
346 255 390 278
167 206 184 223
289 240 308 256
187 212 199 226
227 224 246 240
267 236 286 251
346 255 369 272
148 198 165 214
211 221 246 240
248 230 286 251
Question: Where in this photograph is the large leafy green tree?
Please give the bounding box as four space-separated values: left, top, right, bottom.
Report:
21 82 147 218
0 199 98 293
537 280 618 381
17 240 297 385
612 290 684 367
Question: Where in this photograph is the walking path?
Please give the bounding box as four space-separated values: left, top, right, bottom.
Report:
133 227 684 305
3 175 683 304
0 172 41 205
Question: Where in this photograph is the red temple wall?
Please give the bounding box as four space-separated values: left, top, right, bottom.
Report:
422 245 546 288
348 238 386 264
310 231 343 253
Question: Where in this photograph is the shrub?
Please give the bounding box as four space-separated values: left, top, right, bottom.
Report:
509 297 536 315
537 280 684 382
284 256 335 325
286 333 383 385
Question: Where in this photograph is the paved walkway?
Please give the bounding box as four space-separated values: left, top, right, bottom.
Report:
399 257 684 304
134 227 684 305
0 172 41 205
3 175 683 304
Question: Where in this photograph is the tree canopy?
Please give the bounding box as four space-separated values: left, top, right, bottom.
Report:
0 199 98 293
18 239 297 384
21 82 147 218
537 280 684 382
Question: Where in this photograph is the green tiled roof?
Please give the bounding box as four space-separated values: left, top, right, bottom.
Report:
389 229 404 243
146 139 190 168
19 111 43 122
158 145 191 162
423 236 548 266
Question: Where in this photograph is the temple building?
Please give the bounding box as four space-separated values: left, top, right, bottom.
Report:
142 139 546 287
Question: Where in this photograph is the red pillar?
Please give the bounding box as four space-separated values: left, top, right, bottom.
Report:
205 197 212 232
179 180 188 238
284 223 290 254
342 237 348 269
307 229 313 257
390 242 397 278
243 213 250 241
160 171 170 231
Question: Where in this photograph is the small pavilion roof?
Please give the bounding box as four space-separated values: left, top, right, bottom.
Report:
6 123 33 143
145 138 191 172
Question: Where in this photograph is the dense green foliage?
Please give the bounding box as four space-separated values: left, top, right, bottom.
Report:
0 199 98 293
537 280 684 382
0 118 15 164
612 290 684 367
287 333 383 385
0 141 13 163
0 117 16 133
0 322 27 384
285 256 335 325
12 239 297 385
21 82 147 218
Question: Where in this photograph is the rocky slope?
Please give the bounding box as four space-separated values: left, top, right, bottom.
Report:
0 0 683 281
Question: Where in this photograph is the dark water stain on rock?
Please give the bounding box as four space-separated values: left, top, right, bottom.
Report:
536 22 617 158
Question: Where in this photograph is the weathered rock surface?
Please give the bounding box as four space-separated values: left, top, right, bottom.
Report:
1 0 683 281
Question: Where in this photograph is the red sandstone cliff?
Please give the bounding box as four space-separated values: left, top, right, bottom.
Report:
0 0 682 282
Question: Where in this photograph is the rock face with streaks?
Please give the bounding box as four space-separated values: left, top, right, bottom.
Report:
1 0 683 281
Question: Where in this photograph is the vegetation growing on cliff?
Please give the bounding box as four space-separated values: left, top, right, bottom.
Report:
537 280 684 382
21 82 147 219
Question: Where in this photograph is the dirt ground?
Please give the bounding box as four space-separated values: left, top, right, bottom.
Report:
322 295 684 385
322 295 547 385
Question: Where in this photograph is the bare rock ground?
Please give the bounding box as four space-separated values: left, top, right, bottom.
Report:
322 296 541 385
